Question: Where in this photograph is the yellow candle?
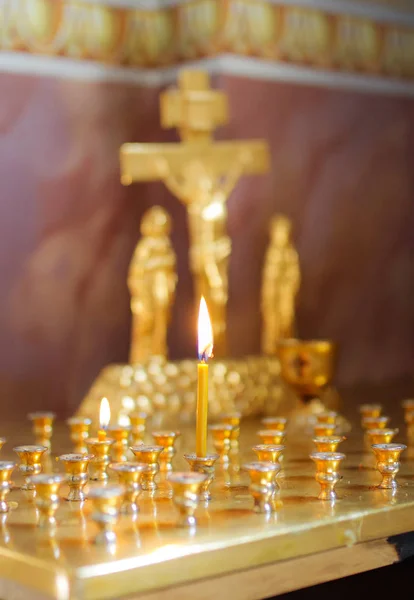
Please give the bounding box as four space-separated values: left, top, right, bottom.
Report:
97 429 106 442
98 397 110 442
196 297 213 458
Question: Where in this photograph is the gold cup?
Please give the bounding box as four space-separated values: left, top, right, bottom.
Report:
167 472 207 527
66 417 92 454
58 453 94 501
129 412 148 446
315 411 338 425
151 431 181 472
209 424 234 463
242 461 280 514
88 484 125 544
362 416 390 430
13 445 48 490
218 413 242 450
278 339 335 404
359 404 382 421
261 417 287 432
313 436 346 453
257 429 286 446
109 462 148 514
0 439 6 453
252 444 285 471
184 453 219 502
28 412 56 450
313 424 337 438
107 426 131 462
366 428 398 446
310 452 345 501
30 474 63 527
85 438 115 481
0 462 16 513
129 445 163 491
371 443 407 490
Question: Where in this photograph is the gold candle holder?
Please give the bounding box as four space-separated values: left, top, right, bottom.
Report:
130 445 163 491
209 424 234 463
167 472 207 528
366 428 398 446
28 412 56 450
0 438 6 454
315 411 337 425
13 445 48 490
151 431 181 472
242 461 279 514
88 484 125 544
66 417 92 454
261 417 287 432
252 444 285 471
107 426 131 462
30 474 64 527
310 452 345 501
359 404 382 421
184 453 219 502
0 462 16 513
109 462 148 514
371 443 407 490
58 453 94 502
402 400 414 442
313 436 346 453
313 424 336 438
129 412 148 446
257 429 286 446
362 416 390 430
85 438 114 481
218 413 242 450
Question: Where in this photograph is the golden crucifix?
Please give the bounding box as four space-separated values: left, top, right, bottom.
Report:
120 70 270 357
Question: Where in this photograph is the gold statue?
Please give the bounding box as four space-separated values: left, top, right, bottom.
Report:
120 70 270 357
261 215 300 355
127 206 177 363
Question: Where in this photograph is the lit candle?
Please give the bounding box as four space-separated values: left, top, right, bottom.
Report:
196 297 213 457
97 397 111 441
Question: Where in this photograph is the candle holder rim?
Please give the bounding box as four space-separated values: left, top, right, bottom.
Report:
109 461 150 472
366 428 398 436
0 461 16 470
362 416 389 423
67 416 92 425
151 431 181 438
29 473 64 485
261 416 288 424
242 461 279 472
257 429 286 437
208 424 234 431
106 425 132 432
58 453 94 462
312 436 346 444
371 443 407 451
85 438 115 446
88 484 125 498
129 444 163 453
252 444 285 452
310 452 346 461
13 445 48 453
167 471 207 484
184 452 219 462
27 412 56 420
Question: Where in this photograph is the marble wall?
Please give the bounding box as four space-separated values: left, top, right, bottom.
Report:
1 71 414 417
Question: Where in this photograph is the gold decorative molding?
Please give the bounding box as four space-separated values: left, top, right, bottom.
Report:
0 0 413 80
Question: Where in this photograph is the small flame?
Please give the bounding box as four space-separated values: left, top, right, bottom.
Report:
198 297 213 362
99 397 111 429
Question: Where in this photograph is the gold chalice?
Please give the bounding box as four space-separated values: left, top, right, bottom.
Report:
278 339 336 410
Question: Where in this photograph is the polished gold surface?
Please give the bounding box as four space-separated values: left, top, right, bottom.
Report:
310 452 346 501
88 484 125 545
151 431 181 472
253 444 285 468
184 453 219 502
30 474 64 528
109 462 148 515
371 443 407 490
261 215 300 355
278 338 336 400
130 445 163 492
13 445 47 491
85 438 114 482
120 69 270 356
128 206 177 363
168 472 207 528
0 462 15 513
242 461 279 513
58 453 93 502
2 411 414 599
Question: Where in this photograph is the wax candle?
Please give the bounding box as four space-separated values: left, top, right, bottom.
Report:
98 397 110 441
196 297 213 457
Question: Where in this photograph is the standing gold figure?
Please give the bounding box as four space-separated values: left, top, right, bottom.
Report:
127 206 177 363
120 70 270 357
261 215 301 355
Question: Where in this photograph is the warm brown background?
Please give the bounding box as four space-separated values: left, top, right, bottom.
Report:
1 71 414 416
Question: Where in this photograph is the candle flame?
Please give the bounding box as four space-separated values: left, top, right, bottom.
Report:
99 397 110 429
198 297 213 362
